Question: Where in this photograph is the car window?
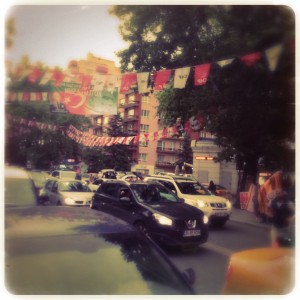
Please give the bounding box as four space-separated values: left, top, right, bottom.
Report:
158 180 176 192
176 181 210 195
51 181 58 192
45 180 54 191
93 179 103 185
131 184 180 203
59 181 91 192
101 183 118 196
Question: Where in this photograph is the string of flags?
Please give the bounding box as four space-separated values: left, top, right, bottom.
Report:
9 43 285 97
8 114 207 148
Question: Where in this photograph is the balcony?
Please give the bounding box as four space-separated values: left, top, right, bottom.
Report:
156 147 181 154
123 115 139 123
120 100 140 109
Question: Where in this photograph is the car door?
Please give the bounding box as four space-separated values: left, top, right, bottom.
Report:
97 182 119 212
48 181 61 205
115 183 141 223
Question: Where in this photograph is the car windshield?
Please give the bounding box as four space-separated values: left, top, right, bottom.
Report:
131 184 180 203
176 181 210 195
59 181 91 192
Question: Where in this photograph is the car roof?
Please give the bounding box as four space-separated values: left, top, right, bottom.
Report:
5 206 194 295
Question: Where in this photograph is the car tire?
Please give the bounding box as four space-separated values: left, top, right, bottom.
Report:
134 221 150 237
56 201 62 206
38 195 48 205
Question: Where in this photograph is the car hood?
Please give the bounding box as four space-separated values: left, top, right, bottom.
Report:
181 194 228 203
144 202 203 219
60 191 94 200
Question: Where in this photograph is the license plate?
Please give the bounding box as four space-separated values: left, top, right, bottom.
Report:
183 230 201 237
215 212 228 217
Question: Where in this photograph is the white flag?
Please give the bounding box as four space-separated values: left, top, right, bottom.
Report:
137 72 149 94
40 71 53 85
265 44 283 72
216 58 234 68
174 67 190 89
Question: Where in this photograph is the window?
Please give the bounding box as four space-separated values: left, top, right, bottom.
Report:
157 140 166 150
129 94 135 103
141 110 149 119
140 124 149 133
128 108 135 116
157 155 164 162
142 95 150 104
101 183 118 196
139 153 147 162
139 140 149 147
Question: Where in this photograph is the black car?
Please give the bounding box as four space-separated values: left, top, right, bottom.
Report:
90 180 209 248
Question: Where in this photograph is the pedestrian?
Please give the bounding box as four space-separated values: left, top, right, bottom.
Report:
267 189 295 247
208 180 217 194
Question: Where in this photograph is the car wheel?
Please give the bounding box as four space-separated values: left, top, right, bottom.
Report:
38 195 49 205
56 201 62 206
134 221 150 237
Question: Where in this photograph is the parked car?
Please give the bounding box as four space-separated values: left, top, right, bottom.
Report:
90 180 209 248
144 175 232 227
5 205 196 295
120 174 142 182
98 169 117 179
222 247 295 295
88 178 109 192
50 170 77 180
202 182 233 201
39 178 93 206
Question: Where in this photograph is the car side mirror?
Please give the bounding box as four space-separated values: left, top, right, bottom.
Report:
119 196 131 203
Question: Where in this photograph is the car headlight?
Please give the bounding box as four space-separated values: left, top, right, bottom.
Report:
197 200 209 208
65 197 75 205
203 215 209 224
153 213 173 226
226 200 232 209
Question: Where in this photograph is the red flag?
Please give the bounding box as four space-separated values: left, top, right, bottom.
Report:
162 127 168 138
52 70 65 87
154 70 172 91
184 120 191 133
194 64 211 86
240 52 262 67
120 73 137 94
28 67 42 83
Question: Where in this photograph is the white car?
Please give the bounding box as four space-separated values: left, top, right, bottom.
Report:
144 175 232 227
39 178 93 206
50 170 77 179
88 178 110 192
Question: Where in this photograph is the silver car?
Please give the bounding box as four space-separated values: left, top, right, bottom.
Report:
39 178 93 206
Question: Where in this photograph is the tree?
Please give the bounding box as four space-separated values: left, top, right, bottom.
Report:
111 5 295 189
6 101 90 169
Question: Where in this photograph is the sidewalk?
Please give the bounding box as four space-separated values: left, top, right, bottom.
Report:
230 207 271 229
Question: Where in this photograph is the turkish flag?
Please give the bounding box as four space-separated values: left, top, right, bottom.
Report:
194 64 211 86
28 67 42 83
240 52 262 67
154 70 172 91
120 73 137 93
52 70 65 87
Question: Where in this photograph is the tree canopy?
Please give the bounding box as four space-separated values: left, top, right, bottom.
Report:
111 5 295 182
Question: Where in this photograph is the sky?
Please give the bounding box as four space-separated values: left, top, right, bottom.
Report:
5 4 128 68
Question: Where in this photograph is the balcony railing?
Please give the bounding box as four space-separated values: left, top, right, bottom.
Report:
155 161 175 168
123 115 139 122
156 147 181 154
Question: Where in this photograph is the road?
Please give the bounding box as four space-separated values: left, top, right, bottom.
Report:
167 220 271 294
